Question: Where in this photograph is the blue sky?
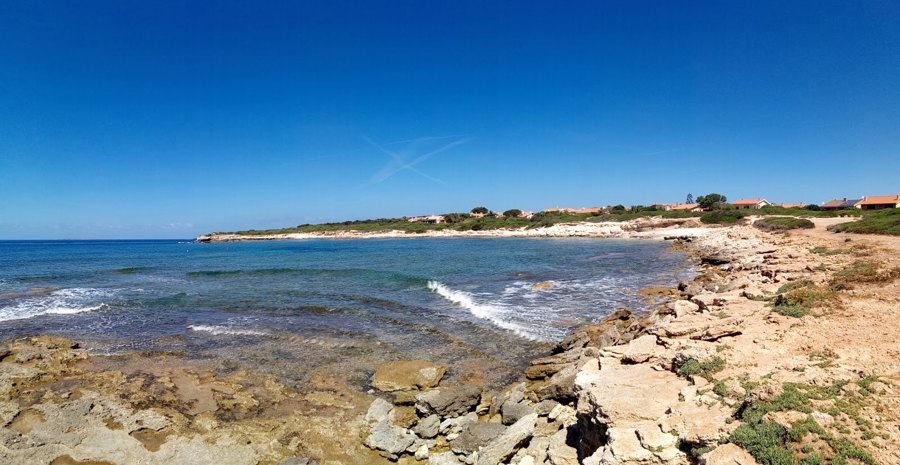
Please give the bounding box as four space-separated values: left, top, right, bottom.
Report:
1 1 898 239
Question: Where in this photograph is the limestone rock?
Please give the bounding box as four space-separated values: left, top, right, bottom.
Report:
414 414 441 439
501 400 535 425
558 309 636 351
372 360 447 392
365 418 417 455
530 364 578 402
575 362 688 427
622 335 659 364
531 281 554 290
668 300 700 318
547 428 578 465
477 413 537 465
428 451 463 465
417 385 482 418
451 421 507 455
701 443 758 465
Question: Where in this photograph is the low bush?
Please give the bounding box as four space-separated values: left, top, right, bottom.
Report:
701 210 749 224
827 208 900 235
754 217 814 231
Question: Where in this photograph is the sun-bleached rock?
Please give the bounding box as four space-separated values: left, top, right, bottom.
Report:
622 335 660 364
372 360 447 392
477 413 537 465
701 443 758 465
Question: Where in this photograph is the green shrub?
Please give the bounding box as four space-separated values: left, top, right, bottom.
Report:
701 210 749 224
828 208 900 235
755 217 815 231
677 356 726 381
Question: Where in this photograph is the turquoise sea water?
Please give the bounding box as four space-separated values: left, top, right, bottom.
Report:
0 238 693 388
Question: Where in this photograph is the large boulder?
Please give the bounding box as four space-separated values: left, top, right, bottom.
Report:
372 360 447 392
417 385 482 418
450 421 507 455
477 413 537 465
622 335 659 364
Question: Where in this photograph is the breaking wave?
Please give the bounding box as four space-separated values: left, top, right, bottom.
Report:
0 288 112 322
187 325 268 336
427 280 542 341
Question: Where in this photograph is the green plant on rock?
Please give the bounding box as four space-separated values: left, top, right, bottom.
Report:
677 356 726 382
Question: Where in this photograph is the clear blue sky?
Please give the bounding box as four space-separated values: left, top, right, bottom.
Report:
1 1 898 239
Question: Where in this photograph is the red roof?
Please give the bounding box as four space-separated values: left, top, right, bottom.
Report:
670 203 699 210
732 199 767 205
858 195 899 206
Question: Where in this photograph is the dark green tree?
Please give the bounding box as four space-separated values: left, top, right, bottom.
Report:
686 193 694 204
696 193 727 209
503 209 522 218
471 206 489 215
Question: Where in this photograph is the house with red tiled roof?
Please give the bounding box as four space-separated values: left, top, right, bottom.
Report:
732 199 772 210
821 198 862 210
855 195 900 210
667 203 701 212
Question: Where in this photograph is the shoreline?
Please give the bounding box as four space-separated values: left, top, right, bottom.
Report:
2 219 898 464
196 217 710 243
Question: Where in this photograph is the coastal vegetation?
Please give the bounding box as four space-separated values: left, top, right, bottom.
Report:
214 203 879 237
827 208 900 235
754 217 815 231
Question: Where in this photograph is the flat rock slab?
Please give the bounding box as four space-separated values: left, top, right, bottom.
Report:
576 362 689 426
372 360 447 392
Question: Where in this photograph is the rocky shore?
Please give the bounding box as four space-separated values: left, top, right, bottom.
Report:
3 219 898 464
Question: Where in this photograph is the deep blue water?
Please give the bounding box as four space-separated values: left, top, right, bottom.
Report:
0 238 693 387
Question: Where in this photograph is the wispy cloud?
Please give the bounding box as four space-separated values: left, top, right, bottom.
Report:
364 135 470 184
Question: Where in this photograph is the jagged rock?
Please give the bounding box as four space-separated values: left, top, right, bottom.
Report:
476 413 537 465
392 405 419 428
586 427 655 464
523 436 550 464
415 414 441 439
701 443 758 465
530 364 578 402
450 421 507 455
534 400 560 416
668 300 700 318
366 398 394 423
691 294 727 310
441 412 479 435
532 281 554 290
365 418 417 455
415 443 430 460
548 404 577 428
502 400 535 425
558 309 635 351
275 458 312 465
417 385 482 418
678 282 705 299
372 360 447 392
547 428 578 465
690 321 743 341
524 351 580 380
622 335 659 364
428 451 463 465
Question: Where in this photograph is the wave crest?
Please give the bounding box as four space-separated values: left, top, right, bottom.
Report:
427 281 542 340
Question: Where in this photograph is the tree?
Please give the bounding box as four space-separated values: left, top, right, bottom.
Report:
611 205 626 212
696 193 727 209
503 209 522 218
471 206 489 215
686 193 694 204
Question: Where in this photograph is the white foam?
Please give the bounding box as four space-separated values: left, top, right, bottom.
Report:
427 280 543 340
188 325 267 336
0 288 111 322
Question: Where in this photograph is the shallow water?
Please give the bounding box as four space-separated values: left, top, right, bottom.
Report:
0 238 694 389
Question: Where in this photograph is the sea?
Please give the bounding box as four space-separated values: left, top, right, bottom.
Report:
0 238 694 389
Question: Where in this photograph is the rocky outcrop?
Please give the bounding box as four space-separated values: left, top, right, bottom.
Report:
372 360 447 392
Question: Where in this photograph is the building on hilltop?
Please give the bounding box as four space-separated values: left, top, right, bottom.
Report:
855 195 900 210
732 199 772 210
821 198 862 210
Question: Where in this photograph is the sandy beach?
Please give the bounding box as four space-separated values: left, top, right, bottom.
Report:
2 217 898 464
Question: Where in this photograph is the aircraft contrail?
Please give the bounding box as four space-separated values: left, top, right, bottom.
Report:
363 135 470 184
